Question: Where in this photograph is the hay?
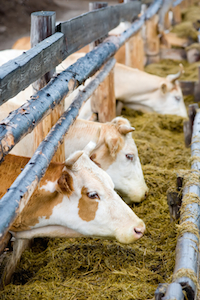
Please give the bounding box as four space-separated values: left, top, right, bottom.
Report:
171 21 198 41
145 59 200 82
0 105 191 299
170 5 200 41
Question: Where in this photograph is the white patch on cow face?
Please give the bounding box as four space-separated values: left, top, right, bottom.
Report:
39 180 57 193
105 133 148 203
32 153 145 244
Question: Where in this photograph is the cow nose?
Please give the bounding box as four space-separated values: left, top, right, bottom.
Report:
133 225 145 239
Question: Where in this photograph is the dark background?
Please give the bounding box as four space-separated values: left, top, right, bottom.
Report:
0 0 118 50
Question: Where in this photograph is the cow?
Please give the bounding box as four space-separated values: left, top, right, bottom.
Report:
0 143 145 287
114 62 187 117
0 114 149 203
56 52 187 118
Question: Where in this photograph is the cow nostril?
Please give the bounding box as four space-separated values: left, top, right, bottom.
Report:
134 227 144 236
145 191 148 199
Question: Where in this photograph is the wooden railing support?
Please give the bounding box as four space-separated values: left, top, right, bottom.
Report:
31 11 65 162
171 4 181 25
183 104 198 147
89 2 116 122
145 14 160 64
125 29 144 70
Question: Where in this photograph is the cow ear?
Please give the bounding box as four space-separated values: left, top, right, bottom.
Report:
105 136 120 157
65 151 84 168
161 82 168 94
57 171 74 195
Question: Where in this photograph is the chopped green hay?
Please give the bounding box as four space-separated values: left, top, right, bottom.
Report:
145 59 200 82
171 21 198 41
170 5 200 41
0 105 191 299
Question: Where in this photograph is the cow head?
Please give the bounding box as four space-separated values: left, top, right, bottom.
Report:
52 142 146 244
90 117 149 203
158 64 187 118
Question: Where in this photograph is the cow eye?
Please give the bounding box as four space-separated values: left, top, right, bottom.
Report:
175 96 181 102
126 154 134 161
87 192 100 200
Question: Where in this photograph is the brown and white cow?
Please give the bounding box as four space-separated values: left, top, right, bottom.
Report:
0 144 145 287
0 116 148 203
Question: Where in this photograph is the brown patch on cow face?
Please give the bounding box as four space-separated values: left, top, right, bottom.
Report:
57 171 74 196
10 162 67 232
10 191 64 232
78 187 99 222
90 153 101 168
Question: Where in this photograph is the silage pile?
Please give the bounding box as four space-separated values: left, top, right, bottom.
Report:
0 107 191 299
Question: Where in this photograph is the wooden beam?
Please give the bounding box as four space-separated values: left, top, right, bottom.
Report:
0 32 66 105
57 1 141 54
125 29 144 70
194 66 200 102
145 14 160 64
31 11 65 163
89 2 116 122
183 103 198 147
171 4 181 25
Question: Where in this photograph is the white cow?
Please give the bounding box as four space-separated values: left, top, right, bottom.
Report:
58 53 188 118
0 144 145 287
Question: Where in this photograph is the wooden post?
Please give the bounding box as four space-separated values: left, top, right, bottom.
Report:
125 29 144 70
31 11 65 162
89 2 116 122
171 5 181 25
145 14 160 64
167 191 182 222
194 66 200 103
123 0 144 70
183 103 198 147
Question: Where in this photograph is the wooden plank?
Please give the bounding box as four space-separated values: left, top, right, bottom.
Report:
89 2 116 123
145 14 160 64
30 11 65 163
183 103 198 147
0 32 66 105
91 67 116 122
194 66 200 102
56 1 141 55
171 3 181 25
125 29 144 70
179 80 195 96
